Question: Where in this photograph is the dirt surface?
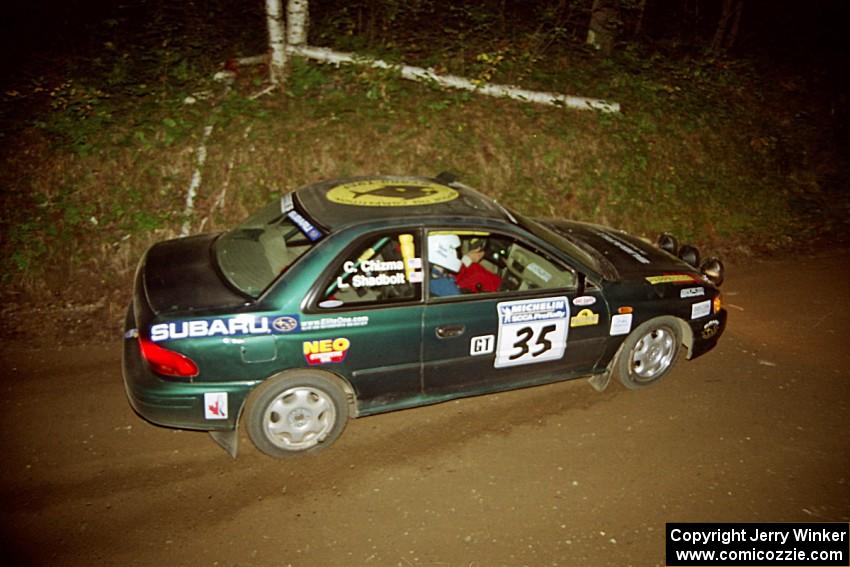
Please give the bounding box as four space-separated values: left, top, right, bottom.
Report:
2 251 849 567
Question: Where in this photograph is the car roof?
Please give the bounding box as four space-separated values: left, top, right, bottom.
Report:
294 175 512 230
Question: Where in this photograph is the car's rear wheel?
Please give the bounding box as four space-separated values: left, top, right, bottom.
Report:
244 371 349 458
613 317 682 390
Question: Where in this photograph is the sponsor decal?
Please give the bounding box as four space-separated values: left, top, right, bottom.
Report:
494 297 569 368
680 287 705 299
470 334 496 356
303 337 350 365
570 309 600 328
326 179 459 207
702 319 720 339
526 262 552 283
287 210 322 241
150 314 299 342
691 299 712 319
272 315 299 333
573 295 597 307
594 230 651 264
204 392 228 420
334 258 415 290
610 313 633 336
280 192 294 213
646 273 702 285
408 271 424 283
301 316 369 331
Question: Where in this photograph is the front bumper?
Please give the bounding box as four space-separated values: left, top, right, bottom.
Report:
688 308 727 359
121 308 256 432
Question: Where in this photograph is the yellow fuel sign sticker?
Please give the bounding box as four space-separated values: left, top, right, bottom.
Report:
326 180 459 207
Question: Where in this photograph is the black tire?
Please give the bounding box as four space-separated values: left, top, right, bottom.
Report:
612 317 682 390
244 371 350 458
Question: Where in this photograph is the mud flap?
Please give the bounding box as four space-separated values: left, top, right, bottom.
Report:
587 372 612 392
209 429 239 458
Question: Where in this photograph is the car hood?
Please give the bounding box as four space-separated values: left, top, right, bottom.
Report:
541 220 700 279
142 233 248 314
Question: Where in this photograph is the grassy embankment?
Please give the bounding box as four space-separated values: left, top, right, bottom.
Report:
0 33 841 329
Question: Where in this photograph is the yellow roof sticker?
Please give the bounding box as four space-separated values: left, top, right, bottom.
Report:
327 179 458 207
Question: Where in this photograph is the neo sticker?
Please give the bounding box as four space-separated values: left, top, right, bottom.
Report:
326 179 459 207
303 337 351 365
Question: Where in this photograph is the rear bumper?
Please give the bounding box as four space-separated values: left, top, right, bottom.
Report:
688 308 727 359
122 306 255 431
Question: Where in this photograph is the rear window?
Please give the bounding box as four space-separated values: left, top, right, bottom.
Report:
214 200 321 297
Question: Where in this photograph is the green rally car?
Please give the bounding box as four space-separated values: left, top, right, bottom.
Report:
123 174 726 458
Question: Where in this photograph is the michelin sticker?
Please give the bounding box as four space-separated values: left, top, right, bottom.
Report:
150 314 299 342
494 297 569 369
326 179 459 207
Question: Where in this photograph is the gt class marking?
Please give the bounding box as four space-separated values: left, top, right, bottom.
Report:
494 297 569 368
470 334 495 356
303 337 351 365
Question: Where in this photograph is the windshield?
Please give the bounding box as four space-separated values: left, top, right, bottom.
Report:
511 211 606 276
214 201 321 297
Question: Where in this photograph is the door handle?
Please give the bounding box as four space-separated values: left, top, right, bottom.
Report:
436 324 465 339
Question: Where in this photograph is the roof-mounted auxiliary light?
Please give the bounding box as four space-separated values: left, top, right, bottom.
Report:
656 233 678 255
678 244 701 268
700 257 725 287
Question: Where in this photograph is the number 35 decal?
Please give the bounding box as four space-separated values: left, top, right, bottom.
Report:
495 297 569 368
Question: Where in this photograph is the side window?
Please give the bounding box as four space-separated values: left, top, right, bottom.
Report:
318 232 423 308
427 230 576 298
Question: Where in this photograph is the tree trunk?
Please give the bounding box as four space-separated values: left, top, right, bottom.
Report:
586 0 619 56
633 0 647 36
286 0 309 47
711 0 742 52
265 0 287 85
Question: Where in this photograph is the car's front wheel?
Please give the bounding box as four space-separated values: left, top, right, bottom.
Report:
244 371 350 458
613 317 682 390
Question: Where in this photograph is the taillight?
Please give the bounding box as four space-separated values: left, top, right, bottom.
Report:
138 338 199 378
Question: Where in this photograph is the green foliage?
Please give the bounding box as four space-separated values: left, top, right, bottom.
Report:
1 0 843 301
